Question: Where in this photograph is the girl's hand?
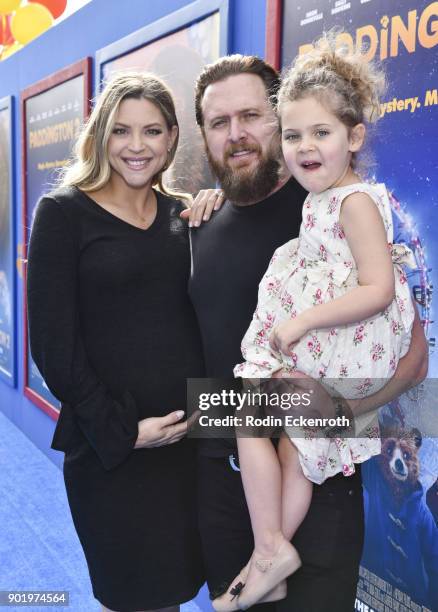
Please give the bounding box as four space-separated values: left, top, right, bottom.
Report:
269 318 308 355
134 411 187 449
179 189 225 227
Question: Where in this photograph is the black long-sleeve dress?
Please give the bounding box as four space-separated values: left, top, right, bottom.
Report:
27 186 205 611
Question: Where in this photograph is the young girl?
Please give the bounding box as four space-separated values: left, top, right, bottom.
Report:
213 34 416 611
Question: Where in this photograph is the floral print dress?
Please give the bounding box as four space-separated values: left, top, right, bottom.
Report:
234 183 416 484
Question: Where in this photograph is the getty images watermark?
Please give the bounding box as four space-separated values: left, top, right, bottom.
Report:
196 387 349 429
187 379 354 438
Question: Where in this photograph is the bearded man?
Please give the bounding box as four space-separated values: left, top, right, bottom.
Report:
186 55 428 612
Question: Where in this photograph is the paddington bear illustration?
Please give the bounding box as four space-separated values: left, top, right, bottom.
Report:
427 477 438 526
362 427 438 609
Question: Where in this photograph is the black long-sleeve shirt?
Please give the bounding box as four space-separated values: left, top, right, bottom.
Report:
189 178 307 456
27 186 204 470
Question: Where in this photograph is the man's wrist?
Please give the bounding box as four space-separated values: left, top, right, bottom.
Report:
324 396 354 437
345 397 362 418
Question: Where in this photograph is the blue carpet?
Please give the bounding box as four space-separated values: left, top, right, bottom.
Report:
0 411 99 612
0 411 210 612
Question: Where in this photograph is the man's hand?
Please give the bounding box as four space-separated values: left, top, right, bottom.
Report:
180 189 225 227
262 369 336 421
134 410 188 448
269 318 308 355
285 373 342 421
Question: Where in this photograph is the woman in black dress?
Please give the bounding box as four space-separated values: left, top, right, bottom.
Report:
27 73 205 612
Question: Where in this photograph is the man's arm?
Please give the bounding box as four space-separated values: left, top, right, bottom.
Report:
347 304 428 417
276 303 428 423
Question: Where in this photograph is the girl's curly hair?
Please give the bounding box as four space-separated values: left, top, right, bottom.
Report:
278 30 386 127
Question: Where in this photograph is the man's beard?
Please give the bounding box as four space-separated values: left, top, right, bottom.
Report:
206 142 281 204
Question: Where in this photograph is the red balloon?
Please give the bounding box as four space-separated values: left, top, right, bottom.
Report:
0 15 14 46
29 0 67 19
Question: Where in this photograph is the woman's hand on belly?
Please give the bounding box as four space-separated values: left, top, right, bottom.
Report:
134 410 187 449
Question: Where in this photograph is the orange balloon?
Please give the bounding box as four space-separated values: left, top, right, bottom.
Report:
0 15 14 45
0 0 20 17
29 0 66 20
11 3 53 45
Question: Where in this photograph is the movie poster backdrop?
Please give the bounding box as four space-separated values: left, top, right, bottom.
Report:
274 1 438 610
0 97 15 386
97 3 226 196
22 59 91 418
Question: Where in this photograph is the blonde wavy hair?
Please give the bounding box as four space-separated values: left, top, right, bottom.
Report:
60 71 190 202
278 31 386 167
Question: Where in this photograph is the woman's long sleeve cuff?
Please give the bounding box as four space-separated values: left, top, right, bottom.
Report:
53 385 139 471
74 386 139 470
